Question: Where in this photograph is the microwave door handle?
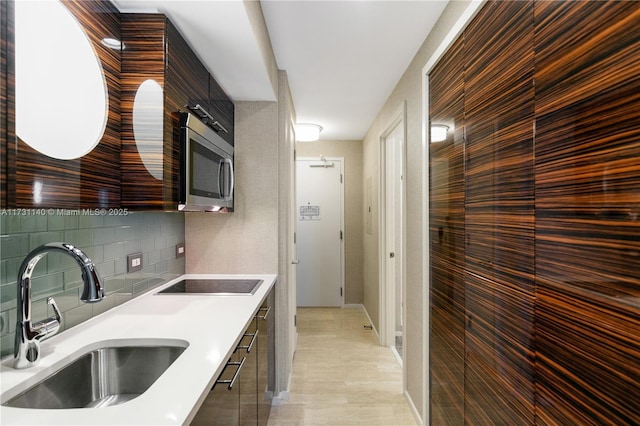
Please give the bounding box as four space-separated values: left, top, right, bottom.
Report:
224 158 234 201
217 159 224 199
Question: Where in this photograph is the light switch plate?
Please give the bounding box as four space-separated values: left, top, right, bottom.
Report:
176 243 185 258
127 252 143 273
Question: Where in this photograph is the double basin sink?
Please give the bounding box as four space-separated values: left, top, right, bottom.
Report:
2 278 263 410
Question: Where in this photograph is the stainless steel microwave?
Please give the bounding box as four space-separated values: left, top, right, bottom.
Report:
178 111 234 212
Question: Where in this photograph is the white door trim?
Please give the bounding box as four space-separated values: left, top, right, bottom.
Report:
287 117 297 387
421 1 485 423
296 156 345 307
379 101 407 361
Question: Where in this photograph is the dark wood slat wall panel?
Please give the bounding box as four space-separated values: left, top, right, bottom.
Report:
429 35 465 426
429 0 639 424
464 0 535 287
12 0 121 208
0 0 14 208
463 1 536 424
534 1 640 424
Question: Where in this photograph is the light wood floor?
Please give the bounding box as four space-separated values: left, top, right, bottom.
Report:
267 307 419 426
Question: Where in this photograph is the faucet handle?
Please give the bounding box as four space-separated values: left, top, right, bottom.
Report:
48 297 61 324
30 298 62 341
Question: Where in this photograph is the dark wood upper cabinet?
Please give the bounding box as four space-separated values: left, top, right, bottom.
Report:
209 74 234 146
121 13 234 210
0 0 14 209
4 0 121 209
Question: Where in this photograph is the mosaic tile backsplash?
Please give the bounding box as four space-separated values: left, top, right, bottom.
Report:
0 210 185 357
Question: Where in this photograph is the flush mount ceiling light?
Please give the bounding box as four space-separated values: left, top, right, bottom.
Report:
430 124 449 143
296 123 323 142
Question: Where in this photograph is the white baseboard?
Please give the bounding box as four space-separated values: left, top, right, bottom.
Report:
342 303 363 309
361 304 380 340
404 389 424 426
391 345 403 366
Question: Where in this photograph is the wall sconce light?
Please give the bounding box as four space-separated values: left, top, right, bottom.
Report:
430 124 449 142
296 123 323 142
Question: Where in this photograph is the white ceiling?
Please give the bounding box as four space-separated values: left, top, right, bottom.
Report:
113 0 448 141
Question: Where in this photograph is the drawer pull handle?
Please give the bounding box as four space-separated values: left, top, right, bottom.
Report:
256 305 271 321
215 356 246 391
238 331 258 353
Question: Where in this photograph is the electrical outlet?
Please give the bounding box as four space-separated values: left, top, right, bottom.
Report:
176 243 185 258
127 252 143 273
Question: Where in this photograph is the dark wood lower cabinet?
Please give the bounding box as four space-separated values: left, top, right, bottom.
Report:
239 320 258 426
257 289 275 426
192 287 275 425
191 355 241 426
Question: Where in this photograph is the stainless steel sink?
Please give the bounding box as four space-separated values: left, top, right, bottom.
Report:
156 279 263 295
3 344 187 409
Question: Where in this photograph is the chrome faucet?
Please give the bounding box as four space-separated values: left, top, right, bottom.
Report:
14 242 104 369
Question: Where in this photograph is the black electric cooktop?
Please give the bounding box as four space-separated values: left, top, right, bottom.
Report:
156 279 263 295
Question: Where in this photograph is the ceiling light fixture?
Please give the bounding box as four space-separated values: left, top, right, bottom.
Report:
430 124 449 143
296 123 323 142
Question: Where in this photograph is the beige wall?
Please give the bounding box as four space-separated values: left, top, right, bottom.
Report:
243 0 278 99
296 140 364 304
360 1 473 422
186 78 297 399
186 2 300 402
185 101 279 274
276 70 297 396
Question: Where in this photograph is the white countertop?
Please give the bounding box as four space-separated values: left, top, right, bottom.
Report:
0 273 277 425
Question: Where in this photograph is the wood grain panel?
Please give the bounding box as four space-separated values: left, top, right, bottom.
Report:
536 280 639 425
465 270 536 425
11 0 121 208
429 35 465 425
428 0 638 424
534 1 640 424
209 74 234 146
121 14 220 210
0 0 14 208
463 1 535 424
120 14 169 209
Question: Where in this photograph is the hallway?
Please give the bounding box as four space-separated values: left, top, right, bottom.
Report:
268 307 418 426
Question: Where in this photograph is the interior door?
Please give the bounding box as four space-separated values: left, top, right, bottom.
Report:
384 122 404 353
295 157 343 307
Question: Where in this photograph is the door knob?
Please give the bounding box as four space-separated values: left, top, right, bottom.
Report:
292 260 300 264
389 252 395 258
